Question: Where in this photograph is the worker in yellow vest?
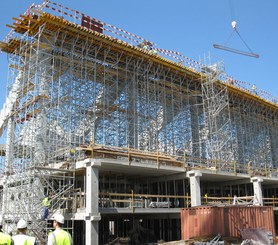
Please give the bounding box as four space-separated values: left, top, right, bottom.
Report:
0 216 12 245
42 194 51 220
12 219 37 245
47 214 72 245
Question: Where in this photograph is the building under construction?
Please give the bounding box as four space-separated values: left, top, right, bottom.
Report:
0 1 278 244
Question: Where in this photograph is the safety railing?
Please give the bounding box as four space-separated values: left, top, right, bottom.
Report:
75 144 278 179
73 191 191 211
72 191 278 211
99 192 188 211
2 1 277 104
263 196 278 207
185 156 277 178
203 194 278 208
223 74 278 105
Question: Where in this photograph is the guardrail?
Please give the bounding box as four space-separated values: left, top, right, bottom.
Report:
1 143 277 179
2 0 277 105
75 144 278 179
69 191 278 211
184 156 277 178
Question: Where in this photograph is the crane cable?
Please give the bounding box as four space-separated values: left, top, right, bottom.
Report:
229 0 255 54
235 29 255 54
214 0 259 58
229 0 236 23
224 0 236 46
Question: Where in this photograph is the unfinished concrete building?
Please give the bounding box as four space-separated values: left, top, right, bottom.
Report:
0 1 278 244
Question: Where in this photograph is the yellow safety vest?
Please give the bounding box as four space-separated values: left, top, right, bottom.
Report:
50 229 72 245
12 234 36 245
42 197 51 207
27 236 36 245
0 232 12 245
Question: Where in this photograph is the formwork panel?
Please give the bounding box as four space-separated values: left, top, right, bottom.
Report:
181 206 275 241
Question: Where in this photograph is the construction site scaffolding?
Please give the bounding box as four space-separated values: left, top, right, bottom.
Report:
1 11 76 244
200 56 233 166
0 1 277 243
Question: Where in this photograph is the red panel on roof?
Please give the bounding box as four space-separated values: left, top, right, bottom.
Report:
81 15 103 33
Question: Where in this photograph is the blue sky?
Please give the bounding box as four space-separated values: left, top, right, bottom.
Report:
0 0 277 110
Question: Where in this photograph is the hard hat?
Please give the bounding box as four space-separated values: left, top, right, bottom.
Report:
17 219 27 229
54 214 64 224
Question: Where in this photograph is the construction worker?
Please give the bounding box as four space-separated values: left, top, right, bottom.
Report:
0 216 12 245
47 214 72 245
42 194 51 221
138 40 151 51
12 219 37 245
66 149 75 162
251 84 257 95
149 48 158 55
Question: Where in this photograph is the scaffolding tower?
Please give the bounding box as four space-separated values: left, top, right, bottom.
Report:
0 4 76 242
200 56 233 165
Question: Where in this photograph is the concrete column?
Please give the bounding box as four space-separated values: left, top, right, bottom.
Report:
85 159 101 245
186 170 202 206
251 177 263 206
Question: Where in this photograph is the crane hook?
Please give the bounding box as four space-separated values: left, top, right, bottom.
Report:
231 20 237 30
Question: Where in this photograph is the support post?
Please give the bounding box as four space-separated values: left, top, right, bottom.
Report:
5 117 15 174
2 117 15 228
34 52 50 164
251 177 263 206
186 170 202 207
85 159 101 245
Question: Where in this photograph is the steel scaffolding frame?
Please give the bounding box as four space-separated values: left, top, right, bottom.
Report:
200 56 233 164
0 1 277 244
229 94 278 170
1 23 75 243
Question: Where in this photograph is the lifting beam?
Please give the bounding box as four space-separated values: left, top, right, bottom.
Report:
213 44 259 58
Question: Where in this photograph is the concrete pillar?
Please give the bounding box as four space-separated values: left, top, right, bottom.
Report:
251 177 263 206
85 159 101 245
186 170 202 206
